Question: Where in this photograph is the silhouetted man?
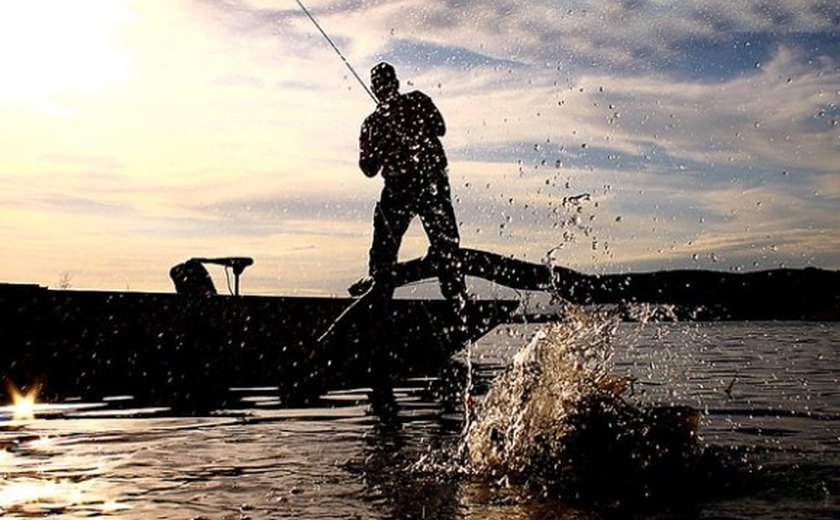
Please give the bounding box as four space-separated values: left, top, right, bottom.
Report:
357 62 466 312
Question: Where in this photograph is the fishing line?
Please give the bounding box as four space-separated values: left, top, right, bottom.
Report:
294 0 377 103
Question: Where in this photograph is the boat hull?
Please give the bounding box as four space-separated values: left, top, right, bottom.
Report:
0 284 518 409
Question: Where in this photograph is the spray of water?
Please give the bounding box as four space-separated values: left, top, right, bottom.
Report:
462 309 622 474
459 308 705 503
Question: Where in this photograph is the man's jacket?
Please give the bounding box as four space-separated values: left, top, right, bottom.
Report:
359 91 447 179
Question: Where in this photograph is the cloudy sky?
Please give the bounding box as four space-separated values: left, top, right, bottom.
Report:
1 0 838 296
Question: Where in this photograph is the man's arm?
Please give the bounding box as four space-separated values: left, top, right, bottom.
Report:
416 92 445 137
358 116 381 177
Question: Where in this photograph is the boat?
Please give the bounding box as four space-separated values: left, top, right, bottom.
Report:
2 250 836 410
0 258 518 409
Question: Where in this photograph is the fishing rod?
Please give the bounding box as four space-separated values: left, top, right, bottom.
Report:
294 0 377 103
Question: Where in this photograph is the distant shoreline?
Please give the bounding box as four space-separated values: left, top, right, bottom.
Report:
3 264 838 322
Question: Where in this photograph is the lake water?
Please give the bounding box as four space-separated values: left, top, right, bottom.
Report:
0 320 837 519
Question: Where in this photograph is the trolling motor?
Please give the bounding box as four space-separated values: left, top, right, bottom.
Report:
170 257 254 296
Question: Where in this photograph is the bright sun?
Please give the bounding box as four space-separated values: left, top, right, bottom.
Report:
0 0 134 108
7 383 39 421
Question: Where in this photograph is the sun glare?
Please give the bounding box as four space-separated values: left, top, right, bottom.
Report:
0 0 134 109
8 384 39 421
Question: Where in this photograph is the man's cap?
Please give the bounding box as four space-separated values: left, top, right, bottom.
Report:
371 62 397 84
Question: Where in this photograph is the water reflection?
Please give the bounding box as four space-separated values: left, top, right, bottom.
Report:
0 422 127 516
357 375 464 519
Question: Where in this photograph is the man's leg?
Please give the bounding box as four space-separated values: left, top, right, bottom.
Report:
368 189 414 296
421 193 469 345
419 177 467 306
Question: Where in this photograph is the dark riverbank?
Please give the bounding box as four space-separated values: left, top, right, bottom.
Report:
365 249 839 322
522 266 840 322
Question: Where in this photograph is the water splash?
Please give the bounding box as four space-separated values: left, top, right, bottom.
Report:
460 310 708 504
462 310 621 474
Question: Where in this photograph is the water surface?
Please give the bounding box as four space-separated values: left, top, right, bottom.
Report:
1 321 837 518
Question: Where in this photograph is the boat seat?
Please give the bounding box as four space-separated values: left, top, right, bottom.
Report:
170 259 216 296
170 257 254 296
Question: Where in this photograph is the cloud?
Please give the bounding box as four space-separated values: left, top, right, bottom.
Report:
3 0 839 294
276 1 840 75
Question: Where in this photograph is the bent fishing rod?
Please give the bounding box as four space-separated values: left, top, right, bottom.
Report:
294 0 377 103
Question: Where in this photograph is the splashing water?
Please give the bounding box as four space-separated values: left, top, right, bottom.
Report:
460 309 712 505
462 309 621 474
